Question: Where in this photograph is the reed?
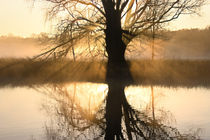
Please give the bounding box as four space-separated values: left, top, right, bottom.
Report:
0 58 210 87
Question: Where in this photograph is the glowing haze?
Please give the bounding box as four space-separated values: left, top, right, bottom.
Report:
0 0 49 37
0 0 210 37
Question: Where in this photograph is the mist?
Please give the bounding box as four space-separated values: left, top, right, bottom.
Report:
1 28 210 60
162 28 210 59
126 27 210 59
0 36 42 58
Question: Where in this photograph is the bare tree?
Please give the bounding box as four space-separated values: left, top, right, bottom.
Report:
32 1 205 139
34 0 205 62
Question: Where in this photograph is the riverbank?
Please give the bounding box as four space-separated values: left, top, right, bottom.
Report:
0 58 210 87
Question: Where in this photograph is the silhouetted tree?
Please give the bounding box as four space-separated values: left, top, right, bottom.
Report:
33 0 205 139
34 0 205 62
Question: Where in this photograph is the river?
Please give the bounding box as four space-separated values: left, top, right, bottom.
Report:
0 83 209 140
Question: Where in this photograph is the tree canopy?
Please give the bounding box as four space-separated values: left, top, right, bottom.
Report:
34 0 205 59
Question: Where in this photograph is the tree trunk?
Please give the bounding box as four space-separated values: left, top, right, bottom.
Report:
105 83 124 140
104 7 133 140
104 10 133 85
105 10 125 63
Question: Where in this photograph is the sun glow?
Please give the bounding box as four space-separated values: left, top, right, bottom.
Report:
125 86 153 110
0 0 210 37
66 82 108 112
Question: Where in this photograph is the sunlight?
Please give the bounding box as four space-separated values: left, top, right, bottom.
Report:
66 82 107 112
1 0 210 139
125 86 152 109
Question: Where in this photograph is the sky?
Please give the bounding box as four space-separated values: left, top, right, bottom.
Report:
0 0 49 37
0 0 210 37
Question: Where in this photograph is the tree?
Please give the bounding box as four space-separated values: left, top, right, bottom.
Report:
33 0 205 139
34 0 205 63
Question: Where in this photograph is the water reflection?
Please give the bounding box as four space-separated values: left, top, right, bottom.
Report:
40 82 200 140
39 83 106 139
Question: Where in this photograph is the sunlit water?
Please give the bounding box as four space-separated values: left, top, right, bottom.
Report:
0 83 210 140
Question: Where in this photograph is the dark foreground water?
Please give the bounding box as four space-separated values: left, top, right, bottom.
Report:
0 83 210 140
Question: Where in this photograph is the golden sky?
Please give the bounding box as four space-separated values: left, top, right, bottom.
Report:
0 0 49 37
0 0 210 37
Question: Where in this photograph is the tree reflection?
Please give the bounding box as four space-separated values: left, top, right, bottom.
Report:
40 63 200 140
38 83 106 139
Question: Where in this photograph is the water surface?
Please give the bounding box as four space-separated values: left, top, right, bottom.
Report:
0 83 210 139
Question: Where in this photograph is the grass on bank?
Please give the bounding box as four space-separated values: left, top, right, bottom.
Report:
0 58 210 87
